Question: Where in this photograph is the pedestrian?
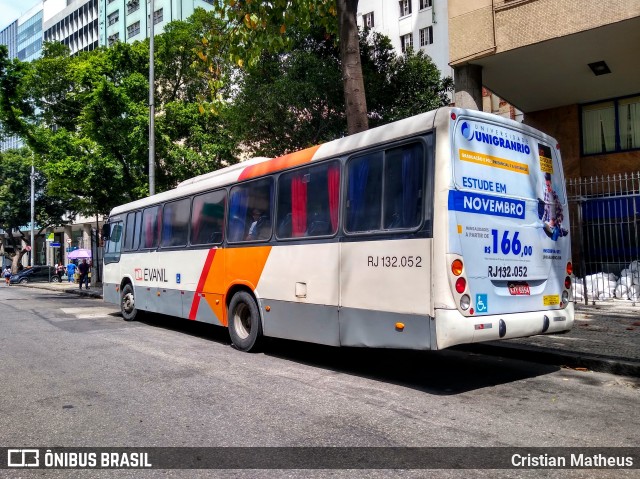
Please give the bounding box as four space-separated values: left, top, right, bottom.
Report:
56 263 65 281
78 259 90 290
3 266 11 285
66 261 77 283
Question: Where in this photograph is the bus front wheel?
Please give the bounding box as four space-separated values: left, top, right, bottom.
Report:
121 283 140 321
228 291 262 352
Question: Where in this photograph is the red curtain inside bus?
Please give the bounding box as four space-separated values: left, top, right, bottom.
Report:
328 164 340 231
291 173 307 237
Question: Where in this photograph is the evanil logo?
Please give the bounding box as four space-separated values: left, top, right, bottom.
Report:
460 121 531 155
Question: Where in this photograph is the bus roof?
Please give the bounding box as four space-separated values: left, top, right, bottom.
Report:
108 107 556 217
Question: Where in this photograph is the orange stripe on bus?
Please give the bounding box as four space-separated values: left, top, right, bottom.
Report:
188 248 217 320
190 246 273 326
238 145 321 181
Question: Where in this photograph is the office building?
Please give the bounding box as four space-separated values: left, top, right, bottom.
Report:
44 0 99 55
357 0 453 80
100 0 214 46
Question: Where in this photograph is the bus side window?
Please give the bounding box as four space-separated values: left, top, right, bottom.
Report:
276 160 340 239
104 221 123 264
191 190 226 245
228 178 273 242
346 152 383 233
132 211 142 250
123 212 137 251
140 206 161 249
161 198 190 247
383 144 424 230
346 143 423 234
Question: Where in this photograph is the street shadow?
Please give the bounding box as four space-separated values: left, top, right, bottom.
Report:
34 294 82 300
138 312 232 346
261 338 559 396
136 312 558 395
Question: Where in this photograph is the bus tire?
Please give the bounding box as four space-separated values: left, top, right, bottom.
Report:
121 283 140 321
228 291 262 352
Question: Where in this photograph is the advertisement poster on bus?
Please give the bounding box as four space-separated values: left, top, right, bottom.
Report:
448 118 570 314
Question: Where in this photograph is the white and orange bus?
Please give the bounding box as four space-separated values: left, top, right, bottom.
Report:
102 107 574 352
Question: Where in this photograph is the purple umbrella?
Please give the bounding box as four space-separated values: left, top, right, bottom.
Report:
67 248 92 259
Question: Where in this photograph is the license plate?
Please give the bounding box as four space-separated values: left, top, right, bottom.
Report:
508 282 530 295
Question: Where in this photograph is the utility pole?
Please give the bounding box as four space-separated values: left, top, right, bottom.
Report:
148 0 156 196
30 159 35 267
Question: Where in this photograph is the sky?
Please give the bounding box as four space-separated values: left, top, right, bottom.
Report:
0 0 40 31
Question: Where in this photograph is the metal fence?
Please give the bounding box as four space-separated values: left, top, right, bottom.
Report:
567 172 640 303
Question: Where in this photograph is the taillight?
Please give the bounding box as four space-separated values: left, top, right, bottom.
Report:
455 277 466 293
566 262 573 275
565 276 571 289
451 112 457 120
451 259 463 276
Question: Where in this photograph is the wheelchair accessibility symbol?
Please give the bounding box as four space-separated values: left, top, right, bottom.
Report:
476 294 488 313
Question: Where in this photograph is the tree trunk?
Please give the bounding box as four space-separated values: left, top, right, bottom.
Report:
337 0 368 134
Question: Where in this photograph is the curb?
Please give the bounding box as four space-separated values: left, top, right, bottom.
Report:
458 342 640 378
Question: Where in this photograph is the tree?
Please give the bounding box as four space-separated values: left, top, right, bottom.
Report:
227 28 452 156
0 149 68 272
227 28 345 156
211 0 369 134
0 10 237 209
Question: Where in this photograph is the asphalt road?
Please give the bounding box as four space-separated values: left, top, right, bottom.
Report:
1 286 638 478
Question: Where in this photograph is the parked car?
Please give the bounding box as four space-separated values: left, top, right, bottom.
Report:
10 266 60 284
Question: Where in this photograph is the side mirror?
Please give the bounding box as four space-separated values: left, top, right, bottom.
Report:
101 223 110 241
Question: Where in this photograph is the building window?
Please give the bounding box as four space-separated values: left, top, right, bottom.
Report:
419 26 433 46
107 10 119 26
399 0 411 17
363 12 374 28
127 21 140 38
127 0 139 14
582 95 640 155
153 8 163 25
400 33 413 53
419 0 433 9
108 32 119 46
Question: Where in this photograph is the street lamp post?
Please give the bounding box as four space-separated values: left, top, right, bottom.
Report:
148 0 156 196
30 161 35 267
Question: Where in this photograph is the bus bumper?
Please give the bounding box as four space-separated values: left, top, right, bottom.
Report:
434 302 575 350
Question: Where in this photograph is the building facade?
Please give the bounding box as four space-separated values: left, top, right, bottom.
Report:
448 0 640 179
44 0 100 55
0 20 18 58
356 0 454 80
17 5 44 62
99 0 214 46
0 4 45 152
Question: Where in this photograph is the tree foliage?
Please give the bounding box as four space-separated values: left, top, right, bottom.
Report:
0 149 68 271
0 9 236 217
228 28 453 156
210 0 369 134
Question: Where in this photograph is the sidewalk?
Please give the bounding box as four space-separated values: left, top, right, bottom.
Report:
457 301 640 378
10 282 640 377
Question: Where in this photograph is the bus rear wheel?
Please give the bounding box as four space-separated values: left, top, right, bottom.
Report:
121 283 140 321
228 291 262 352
